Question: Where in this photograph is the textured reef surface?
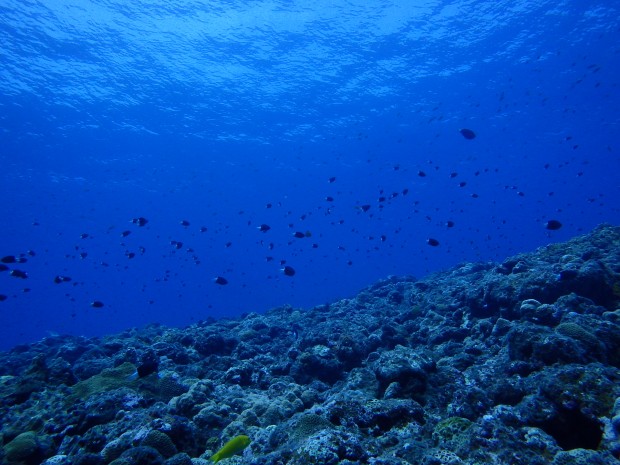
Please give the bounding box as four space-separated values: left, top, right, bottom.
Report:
1 224 620 465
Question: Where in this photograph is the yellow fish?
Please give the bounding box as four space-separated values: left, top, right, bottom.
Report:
210 435 251 463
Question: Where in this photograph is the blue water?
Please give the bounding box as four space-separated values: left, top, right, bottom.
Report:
1 0 618 350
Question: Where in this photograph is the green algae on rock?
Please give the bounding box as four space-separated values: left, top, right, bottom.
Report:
3 431 43 463
69 362 140 401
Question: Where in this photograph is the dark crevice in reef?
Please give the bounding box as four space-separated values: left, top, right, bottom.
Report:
537 404 603 451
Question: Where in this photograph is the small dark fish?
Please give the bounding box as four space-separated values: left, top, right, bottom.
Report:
0 294 7 301
53 275 72 284
26 250 35 256
200 226 208 233
282 265 296 276
180 220 190 227
360 205 371 212
418 170 426 177
460 128 476 139
446 221 455 228
328 177 336 183
132 217 148 227
325 196 334 202
121 230 131 237
427 238 440 246
1 256 16 264
0 264 9 272
170 241 183 249
214 276 228 285
90 301 104 308
293 232 306 238
450 172 458 178
458 181 467 187
258 224 271 232
126 252 135 259
380 235 387 242
402 188 409 195
80 233 90 239
10 269 28 279
545 220 562 230
16 257 27 263
79 252 88 259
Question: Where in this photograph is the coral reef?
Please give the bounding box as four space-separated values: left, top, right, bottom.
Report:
1 224 620 464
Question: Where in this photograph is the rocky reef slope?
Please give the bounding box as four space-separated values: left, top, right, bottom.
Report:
1 224 620 465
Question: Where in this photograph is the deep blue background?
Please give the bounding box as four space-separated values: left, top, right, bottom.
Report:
1 0 619 350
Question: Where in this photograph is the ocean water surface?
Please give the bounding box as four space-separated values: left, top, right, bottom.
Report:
0 0 618 350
